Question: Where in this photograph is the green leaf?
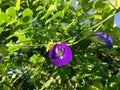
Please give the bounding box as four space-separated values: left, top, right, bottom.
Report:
45 11 62 24
46 42 54 52
116 0 120 8
0 45 7 56
94 14 102 20
7 41 22 55
5 7 16 26
41 77 54 89
41 4 57 20
22 8 33 23
14 32 26 43
33 0 39 5
34 10 44 21
0 0 2 4
6 19 16 26
15 0 21 11
6 7 16 18
0 64 6 74
62 0 74 14
0 27 4 34
41 9 55 20
0 13 9 25
92 80 103 90
48 4 57 11
36 6 43 11
6 31 27 44
30 54 45 64
88 85 100 90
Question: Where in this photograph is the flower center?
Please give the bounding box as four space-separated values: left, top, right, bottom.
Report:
55 45 65 59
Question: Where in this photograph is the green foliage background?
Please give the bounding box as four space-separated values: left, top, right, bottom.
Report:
0 0 120 90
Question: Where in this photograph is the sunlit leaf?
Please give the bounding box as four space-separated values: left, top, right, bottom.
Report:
0 45 7 56
0 13 9 25
40 9 55 20
45 11 62 24
116 0 120 8
62 0 74 14
15 0 21 11
92 80 103 90
0 27 4 34
41 77 54 89
29 54 45 64
22 8 33 23
88 85 100 90
40 4 57 20
94 14 102 20
33 0 39 5
36 6 43 11
6 7 16 18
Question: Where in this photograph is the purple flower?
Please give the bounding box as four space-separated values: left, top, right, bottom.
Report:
94 32 113 49
49 42 72 67
0 55 2 63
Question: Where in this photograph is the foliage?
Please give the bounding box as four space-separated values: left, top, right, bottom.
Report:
0 0 120 90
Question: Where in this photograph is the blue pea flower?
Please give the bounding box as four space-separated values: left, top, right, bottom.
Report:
0 55 2 63
94 32 113 49
49 42 72 67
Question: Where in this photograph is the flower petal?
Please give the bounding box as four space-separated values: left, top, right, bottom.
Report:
94 32 113 49
0 55 2 63
49 42 72 67
59 42 72 66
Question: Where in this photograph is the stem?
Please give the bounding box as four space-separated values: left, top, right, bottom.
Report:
64 18 77 31
68 24 102 46
93 24 102 33
40 77 54 90
61 37 73 42
108 1 117 9
6 44 45 47
6 37 73 47
90 14 115 29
